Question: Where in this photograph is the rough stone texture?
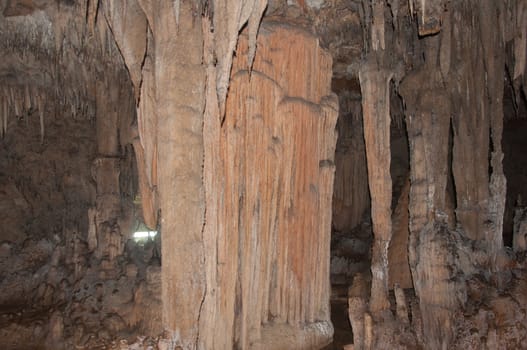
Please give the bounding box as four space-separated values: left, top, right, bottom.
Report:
200 21 338 349
0 99 95 245
513 206 527 252
359 61 393 316
143 3 207 346
3 1 527 350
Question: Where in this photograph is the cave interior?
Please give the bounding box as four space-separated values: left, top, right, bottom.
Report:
1 0 527 349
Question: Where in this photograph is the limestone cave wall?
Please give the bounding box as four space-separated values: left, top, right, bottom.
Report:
1 0 527 350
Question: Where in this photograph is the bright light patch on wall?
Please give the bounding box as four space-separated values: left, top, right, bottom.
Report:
133 231 158 239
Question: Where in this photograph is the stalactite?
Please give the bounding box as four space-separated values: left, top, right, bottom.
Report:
131 138 158 230
24 85 31 111
513 0 527 80
359 62 393 317
332 99 369 233
102 0 147 102
136 48 157 190
409 0 444 36
38 92 45 144
479 0 507 269
1 95 6 138
212 0 268 120
371 0 385 51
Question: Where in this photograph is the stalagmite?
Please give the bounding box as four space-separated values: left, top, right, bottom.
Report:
347 273 368 350
393 284 409 323
412 221 461 349
363 313 373 350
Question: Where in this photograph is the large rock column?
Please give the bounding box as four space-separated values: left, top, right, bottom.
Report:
200 22 338 349
149 3 207 347
115 1 207 346
399 37 456 349
359 62 393 316
105 4 337 348
92 71 125 266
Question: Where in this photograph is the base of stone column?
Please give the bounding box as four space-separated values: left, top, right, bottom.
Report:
254 321 333 350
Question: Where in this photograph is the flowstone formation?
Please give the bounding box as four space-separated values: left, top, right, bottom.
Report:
1 0 527 349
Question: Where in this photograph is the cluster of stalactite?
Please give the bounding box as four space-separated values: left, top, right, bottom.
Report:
0 0 136 145
349 0 527 349
103 0 341 348
2 0 342 348
5 0 527 348
0 1 162 345
1 0 149 243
